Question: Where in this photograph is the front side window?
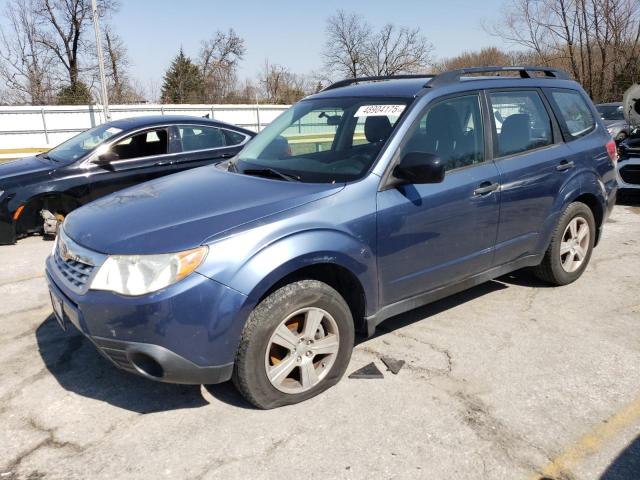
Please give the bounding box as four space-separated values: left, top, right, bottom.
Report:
403 94 485 171
489 91 553 157
111 128 168 160
235 97 409 183
179 125 226 151
550 90 596 139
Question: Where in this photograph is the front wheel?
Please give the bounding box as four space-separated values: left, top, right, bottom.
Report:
533 202 596 285
233 280 354 409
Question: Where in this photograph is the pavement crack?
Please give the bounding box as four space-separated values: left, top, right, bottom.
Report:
1 417 83 477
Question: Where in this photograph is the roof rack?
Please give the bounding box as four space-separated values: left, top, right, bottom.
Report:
323 74 436 91
426 66 570 88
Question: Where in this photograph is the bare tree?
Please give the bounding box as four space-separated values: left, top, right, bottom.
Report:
364 24 434 75
33 0 117 103
0 0 56 104
323 10 433 79
323 10 371 78
434 47 519 72
199 29 245 102
102 25 141 102
260 60 310 104
486 0 640 102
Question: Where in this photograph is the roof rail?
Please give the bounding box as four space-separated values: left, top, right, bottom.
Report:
323 74 436 91
426 66 570 88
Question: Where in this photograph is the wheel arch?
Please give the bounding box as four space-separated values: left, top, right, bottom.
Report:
16 192 82 234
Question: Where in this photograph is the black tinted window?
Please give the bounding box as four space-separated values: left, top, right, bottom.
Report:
404 94 484 171
179 126 225 151
489 91 553 157
223 129 247 146
551 90 596 139
112 129 168 160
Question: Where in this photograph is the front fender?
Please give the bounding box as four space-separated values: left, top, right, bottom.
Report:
197 228 378 316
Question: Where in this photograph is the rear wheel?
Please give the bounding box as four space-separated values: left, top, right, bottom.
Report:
533 202 596 285
233 280 354 409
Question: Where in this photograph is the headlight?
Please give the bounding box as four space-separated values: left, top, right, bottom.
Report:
0 190 4 199
90 246 208 296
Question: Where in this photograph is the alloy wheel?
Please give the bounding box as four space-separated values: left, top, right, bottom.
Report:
560 216 590 273
264 307 340 394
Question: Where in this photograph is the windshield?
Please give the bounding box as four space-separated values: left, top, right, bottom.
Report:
235 97 410 183
597 104 624 121
47 124 124 162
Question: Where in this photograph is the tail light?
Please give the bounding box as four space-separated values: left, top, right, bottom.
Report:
606 139 618 167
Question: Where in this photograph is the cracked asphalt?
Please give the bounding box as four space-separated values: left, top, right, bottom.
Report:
1 204 639 480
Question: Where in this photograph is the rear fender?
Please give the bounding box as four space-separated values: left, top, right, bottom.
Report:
534 171 605 253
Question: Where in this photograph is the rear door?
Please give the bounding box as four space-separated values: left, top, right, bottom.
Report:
487 89 575 265
88 127 177 200
173 124 250 173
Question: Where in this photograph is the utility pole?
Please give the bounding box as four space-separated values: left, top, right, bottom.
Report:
91 0 110 121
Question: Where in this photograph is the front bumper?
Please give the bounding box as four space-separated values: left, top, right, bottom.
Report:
46 255 251 385
617 157 640 190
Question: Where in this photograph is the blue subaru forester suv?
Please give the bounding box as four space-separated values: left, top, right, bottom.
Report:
46 67 618 409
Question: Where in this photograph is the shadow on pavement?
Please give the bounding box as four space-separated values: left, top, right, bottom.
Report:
36 315 209 413
601 435 640 480
36 270 547 411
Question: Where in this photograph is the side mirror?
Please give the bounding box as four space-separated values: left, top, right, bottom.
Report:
393 152 445 185
93 150 119 169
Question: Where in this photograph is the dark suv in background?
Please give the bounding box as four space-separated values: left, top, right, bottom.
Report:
47 67 617 409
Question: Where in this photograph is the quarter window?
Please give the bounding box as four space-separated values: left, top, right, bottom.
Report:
404 94 485 172
179 126 226 151
548 89 596 139
489 91 553 157
111 128 168 160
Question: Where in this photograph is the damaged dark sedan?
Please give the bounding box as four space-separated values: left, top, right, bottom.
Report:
0 115 254 244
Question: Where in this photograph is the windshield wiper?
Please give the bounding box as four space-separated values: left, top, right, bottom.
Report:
242 167 301 182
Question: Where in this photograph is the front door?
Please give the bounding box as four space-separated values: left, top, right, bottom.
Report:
377 93 501 307
88 127 177 200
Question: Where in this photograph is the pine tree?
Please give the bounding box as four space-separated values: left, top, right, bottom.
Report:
160 49 204 103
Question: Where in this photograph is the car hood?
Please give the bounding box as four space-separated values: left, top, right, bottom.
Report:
64 166 344 254
603 119 626 129
0 156 53 183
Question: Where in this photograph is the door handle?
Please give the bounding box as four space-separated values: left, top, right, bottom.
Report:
473 182 500 196
556 160 575 171
155 160 174 166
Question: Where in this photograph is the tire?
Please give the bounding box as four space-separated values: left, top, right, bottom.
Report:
533 202 596 286
233 280 354 409
615 131 627 143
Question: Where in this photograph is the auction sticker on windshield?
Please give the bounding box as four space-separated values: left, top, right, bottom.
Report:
354 105 406 117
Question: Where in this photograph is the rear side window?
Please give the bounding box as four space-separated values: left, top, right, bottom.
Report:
179 126 226 152
489 91 553 157
223 129 247 146
547 89 596 140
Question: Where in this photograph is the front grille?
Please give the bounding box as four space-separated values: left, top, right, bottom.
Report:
53 251 95 291
620 164 640 185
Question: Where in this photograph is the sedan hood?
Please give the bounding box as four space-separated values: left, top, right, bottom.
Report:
603 119 626 129
64 166 344 254
0 156 53 183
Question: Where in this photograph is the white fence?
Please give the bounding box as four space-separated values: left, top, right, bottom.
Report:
0 103 289 155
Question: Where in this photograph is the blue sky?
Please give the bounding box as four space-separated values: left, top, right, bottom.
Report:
0 0 508 88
